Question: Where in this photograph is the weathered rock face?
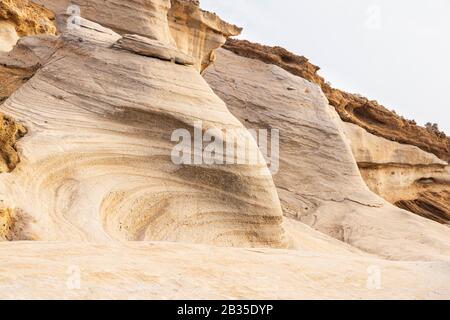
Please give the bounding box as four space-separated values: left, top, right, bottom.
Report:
1 0 450 300
0 34 60 172
0 15 286 247
168 0 242 72
0 21 19 51
223 39 450 162
344 122 450 226
396 191 450 226
33 0 241 71
204 48 450 261
221 38 450 229
2 241 450 299
34 0 174 42
0 208 14 240
0 0 56 48
0 0 57 171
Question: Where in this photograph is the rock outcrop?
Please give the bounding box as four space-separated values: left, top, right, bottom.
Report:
344 122 450 225
0 10 285 247
204 48 450 261
0 0 449 299
0 0 56 50
223 39 450 162
33 0 241 71
220 38 450 228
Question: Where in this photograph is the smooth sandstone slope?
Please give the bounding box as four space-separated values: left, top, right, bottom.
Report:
0 7 286 247
204 48 450 261
0 0 449 299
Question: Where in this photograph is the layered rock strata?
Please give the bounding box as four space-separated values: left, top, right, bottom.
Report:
0 12 285 247
204 48 450 261
223 39 450 162
344 122 450 225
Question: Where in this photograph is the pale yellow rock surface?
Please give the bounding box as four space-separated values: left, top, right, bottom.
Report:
204 48 450 261
343 122 448 167
33 0 241 71
168 0 242 71
0 1 449 300
343 122 450 225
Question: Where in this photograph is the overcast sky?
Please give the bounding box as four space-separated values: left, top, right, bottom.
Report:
202 0 450 134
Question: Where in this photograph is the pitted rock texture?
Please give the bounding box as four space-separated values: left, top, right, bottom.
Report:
223 39 450 162
343 122 450 226
0 19 286 247
0 0 56 42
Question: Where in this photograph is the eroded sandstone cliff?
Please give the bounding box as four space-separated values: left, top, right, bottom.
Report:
344 122 450 226
223 39 450 162
0 0 450 299
204 48 450 261
220 39 450 226
0 0 55 42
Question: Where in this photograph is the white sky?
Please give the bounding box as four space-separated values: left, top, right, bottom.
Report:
202 0 450 134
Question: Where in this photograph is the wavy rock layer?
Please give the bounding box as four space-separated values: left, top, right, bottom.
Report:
344 122 450 225
204 48 450 261
223 39 450 162
0 19 286 247
396 191 450 226
168 0 242 72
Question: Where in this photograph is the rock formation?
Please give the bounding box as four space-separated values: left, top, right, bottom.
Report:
0 0 449 299
204 48 450 261
0 0 56 37
0 1 286 247
344 122 450 226
223 39 450 162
